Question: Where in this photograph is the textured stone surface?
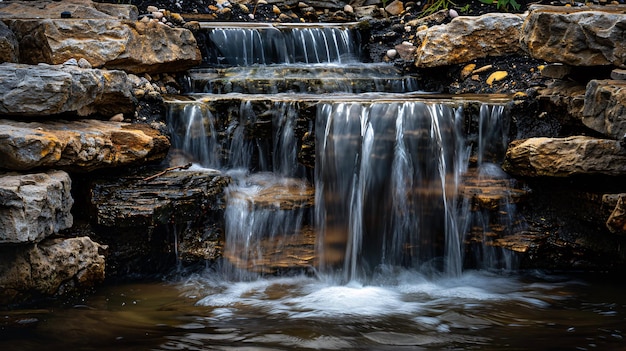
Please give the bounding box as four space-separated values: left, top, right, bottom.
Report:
0 0 138 20
414 13 525 68
503 136 626 177
582 80 626 140
6 18 201 74
0 21 18 63
0 119 170 172
606 194 626 235
0 170 73 244
0 236 105 305
521 5 626 68
0 63 134 117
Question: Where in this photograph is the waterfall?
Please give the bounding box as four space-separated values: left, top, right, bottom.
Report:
315 101 472 282
201 26 362 66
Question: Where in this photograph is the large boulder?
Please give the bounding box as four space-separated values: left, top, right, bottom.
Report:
0 21 18 63
521 5 626 68
6 18 202 74
0 119 170 172
582 80 626 140
0 236 105 306
413 13 525 68
503 136 626 177
0 170 73 244
0 63 134 117
0 0 138 20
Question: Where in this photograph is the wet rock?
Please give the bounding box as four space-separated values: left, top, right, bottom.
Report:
0 63 134 117
6 18 201 74
605 194 626 234
0 170 73 244
521 5 626 68
0 236 105 306
582 80 626 140
503 136 626 177
0 21 18 63
414 13 525 68
0 119 170 172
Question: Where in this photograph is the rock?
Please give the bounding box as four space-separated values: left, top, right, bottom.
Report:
6 18 201 74
414 13 525 68
385 0 404 16
611 69 626 80
540 63 572 79
537 81 587 121
394 42 417 61
503 136 626 177
582 80 626 140
0 0 138 20
0 236 105 306
0 21 18 63
521 5 626 68
344 4 354 13
386 48 398 59
0 119 170 172
353 5 379 19
78 57 92 69
460 64 476 80
486 71 508 85
0 170 73 244
605 194 626 234
0 63 134 117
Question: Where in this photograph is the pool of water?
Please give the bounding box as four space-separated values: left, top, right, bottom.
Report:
2 269 624 350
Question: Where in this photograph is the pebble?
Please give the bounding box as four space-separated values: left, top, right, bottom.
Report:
152 11 164 20
486 71 508 86
472 64 493 74
611 68 626 80
386 49 398 59
257 0 268 4
78 58 92 69
239 4 249 13
146 5 158 13
344 4 353 13
460 63 476 80
109 113 124 122
273 5 281 14
449 9 458 18
63 58 78 66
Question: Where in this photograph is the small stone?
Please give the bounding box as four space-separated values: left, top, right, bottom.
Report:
63 58 78 66
183 21 201 31
257 0 268 4
540 63 571 79
170 13 184 23
386 49 398 59
486 71 508 86
385 0 405 16
472 64 493 74
239 4 250 13
273 5 281 14
248 13 255 20
133 89 146 99
460 63 476 80
152 11 164 20
298 2 309 8
416 24 428 32
610 68 626 80
61 11 72 19
449 9 458 18
279 13 291 22
344 4 354 13
147 5 158 12
77 58 92 69
109 113 124 122
140 16 151 23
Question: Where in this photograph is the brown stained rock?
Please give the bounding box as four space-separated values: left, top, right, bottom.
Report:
521 5 626 68
6 18 201 75
414 13 525 68
582 79 626 140
503 136 626 177
0 119 170 172
0 236 105 305
0 170 73 244
606 194 626 235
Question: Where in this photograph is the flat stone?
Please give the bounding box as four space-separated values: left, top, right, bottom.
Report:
0 236 105 305
0 119 170 172
6 18 201 74
582 80 626 140
540 63 572 79
0 63 134 117
503 136 626 177
521 5 626 68
385 0 404 16
611 69 626 80
414 13 525 68
0 170 73 244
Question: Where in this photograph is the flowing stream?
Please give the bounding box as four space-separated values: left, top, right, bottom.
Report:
2 22 624 351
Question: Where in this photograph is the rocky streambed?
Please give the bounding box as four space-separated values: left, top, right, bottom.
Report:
2 0 626 308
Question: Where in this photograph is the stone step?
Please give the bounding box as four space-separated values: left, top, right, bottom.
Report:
185 64 421 94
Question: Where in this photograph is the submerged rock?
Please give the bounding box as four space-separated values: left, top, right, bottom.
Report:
0 170 73 244
0 236 105 306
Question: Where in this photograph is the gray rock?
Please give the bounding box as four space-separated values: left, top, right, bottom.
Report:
0 62 134 117
0 0 137 20
414 13 525 68
0 170 73 244
521 5 626 68
0 119 170 172
611 69 626 80
0 236 105 305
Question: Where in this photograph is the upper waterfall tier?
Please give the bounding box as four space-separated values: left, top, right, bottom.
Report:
196 22 364 66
